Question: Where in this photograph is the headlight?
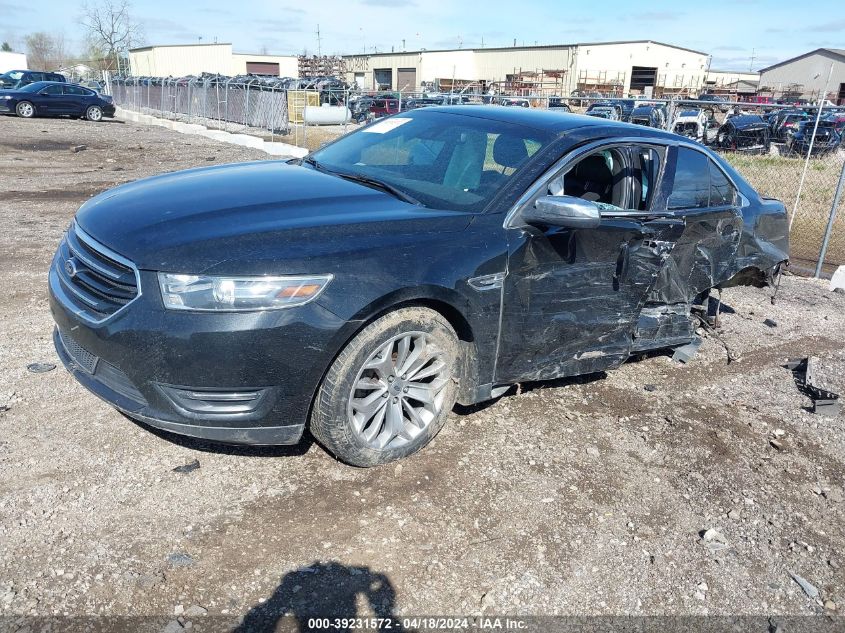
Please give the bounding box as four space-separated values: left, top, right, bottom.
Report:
158 273 333 311
1 96 11 100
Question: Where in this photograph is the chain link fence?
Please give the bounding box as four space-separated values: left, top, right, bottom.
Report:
109 76 290 138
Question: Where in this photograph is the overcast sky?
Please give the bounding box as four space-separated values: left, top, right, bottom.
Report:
1 0 842 70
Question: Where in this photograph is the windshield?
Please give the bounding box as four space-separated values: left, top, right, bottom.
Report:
1 71 23 82
309 111 554 211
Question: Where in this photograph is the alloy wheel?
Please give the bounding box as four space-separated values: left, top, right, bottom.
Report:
87 107 102 121
347 332 450 450
17 102 33 117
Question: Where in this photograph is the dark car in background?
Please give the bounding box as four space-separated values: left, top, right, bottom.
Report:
585 103 621 120
770 110 811 140
49 107 788 466
711 114 771 154
497 96 530 107
548 96 572 112
0 69 66 89
404 97 442 110
0 81 115 121
606 98 635 121
630 104 666 128
695 93 729 113
786 119 842 156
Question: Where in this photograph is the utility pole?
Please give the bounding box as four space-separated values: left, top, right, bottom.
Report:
316 24 322 58
749 48 756 72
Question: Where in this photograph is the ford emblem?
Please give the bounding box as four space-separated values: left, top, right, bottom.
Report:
64 258 78 278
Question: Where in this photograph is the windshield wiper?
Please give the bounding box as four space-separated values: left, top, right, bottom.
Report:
320 165 423 207
331 171 421 206
301 157 421 206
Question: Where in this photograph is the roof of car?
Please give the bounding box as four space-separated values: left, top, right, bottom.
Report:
725 115 767 129
412 105 679 139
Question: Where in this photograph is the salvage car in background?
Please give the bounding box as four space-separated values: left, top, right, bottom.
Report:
49 108 789 466
672 109 709 142
785 119 842 156
711 115 771 154
548 96 572 112
630 104 666 128
585 104 621 120
771 110 811 141
0 81 115 121
498 96 530 108
694 93 730 113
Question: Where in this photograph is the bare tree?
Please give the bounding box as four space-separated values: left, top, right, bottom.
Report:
1 42 12 52
24 32 67 70
80 0 143 72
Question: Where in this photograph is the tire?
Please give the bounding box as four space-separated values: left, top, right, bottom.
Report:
310 307 460 467
86 105 103 122
15 101 35 118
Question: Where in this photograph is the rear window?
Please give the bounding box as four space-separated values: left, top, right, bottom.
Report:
668 147 710 209
669 147 737 210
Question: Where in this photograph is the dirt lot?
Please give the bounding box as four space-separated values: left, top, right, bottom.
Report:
1 114 845 629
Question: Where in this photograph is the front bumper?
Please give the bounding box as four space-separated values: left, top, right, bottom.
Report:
49 257 354 446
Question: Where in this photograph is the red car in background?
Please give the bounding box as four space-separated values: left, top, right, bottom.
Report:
370 98 400 118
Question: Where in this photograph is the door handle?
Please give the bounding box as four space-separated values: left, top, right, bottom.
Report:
613 242 630 288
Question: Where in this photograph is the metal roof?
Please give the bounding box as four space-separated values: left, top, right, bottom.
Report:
759 48 845 73
342 40 708 58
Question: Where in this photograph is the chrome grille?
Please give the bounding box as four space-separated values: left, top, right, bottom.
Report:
53 224 139 322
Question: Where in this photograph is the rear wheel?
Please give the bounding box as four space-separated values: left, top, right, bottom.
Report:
15 101 35 118
86 105 103 122
310 307 460 467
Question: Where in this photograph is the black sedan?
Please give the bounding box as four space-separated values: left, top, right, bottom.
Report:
0 81 115 121
49 107 788 466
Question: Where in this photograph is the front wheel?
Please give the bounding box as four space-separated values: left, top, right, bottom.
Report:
16 101 35 118
86 105 103 122
310 307 460 467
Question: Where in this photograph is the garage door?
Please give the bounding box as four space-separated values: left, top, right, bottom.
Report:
246 62 280 76
374 68 392 90
630 66 657 90
397 68 417 92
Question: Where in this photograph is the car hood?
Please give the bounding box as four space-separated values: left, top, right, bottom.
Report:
75 161 473 274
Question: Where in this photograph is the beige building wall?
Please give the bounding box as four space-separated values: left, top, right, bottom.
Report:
474 47 573 86
343 41 708 94
231 53 298 77
129 44 298 77
573 42 709 94
705 70 760 87
759 50 845 98
129 44 233 77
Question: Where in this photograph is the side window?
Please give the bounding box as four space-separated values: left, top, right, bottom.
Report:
667 147 710 210
40 85 63 95
549 148 626 210
64 85 88 96
709 161 736 206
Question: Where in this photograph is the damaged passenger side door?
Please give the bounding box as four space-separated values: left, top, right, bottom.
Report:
642 145 744 326
496 139 686 383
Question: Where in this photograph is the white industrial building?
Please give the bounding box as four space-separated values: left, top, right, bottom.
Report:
759 48 845 103
0 51 27 73
128 43 298 78
343 40 711 97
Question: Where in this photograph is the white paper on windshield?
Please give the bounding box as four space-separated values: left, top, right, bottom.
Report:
362 117 412 134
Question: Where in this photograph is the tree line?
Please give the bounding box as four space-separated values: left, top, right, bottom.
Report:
2 0 143 74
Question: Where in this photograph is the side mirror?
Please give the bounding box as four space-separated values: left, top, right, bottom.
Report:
522 195 601 229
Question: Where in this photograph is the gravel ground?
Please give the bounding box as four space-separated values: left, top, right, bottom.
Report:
1 114 844 629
